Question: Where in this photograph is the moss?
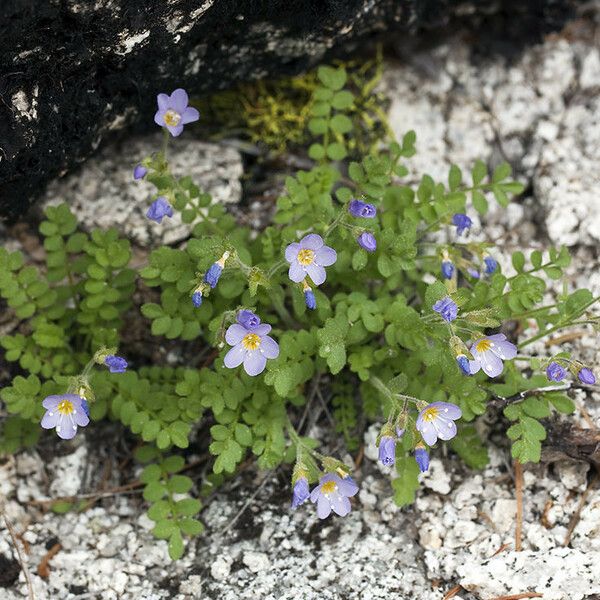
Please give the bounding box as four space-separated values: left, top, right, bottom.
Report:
195 47 391 155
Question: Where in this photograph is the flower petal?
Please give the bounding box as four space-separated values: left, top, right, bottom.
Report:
417 421 438 446
479 350 504 378
42 395 62 410
41 411 59 429
315 246 337 267
260 336 279 359
330 494 351 517
157 93 170 111
154 110 166 127
316 495 332 519
288 261 306 283
285 243 300 262
337 477 358 497
432 402 462 420
166 124 184 137
72 407 90 427
225 324 247 346
490 338 517 360
252 324 271 336
300 234 324 250
434 417 457 441
170 88 189 113
224 344 246 368
243 352 267 376
469 359 481 374
180 106 199 125
56 415 77 440
305 263 326 286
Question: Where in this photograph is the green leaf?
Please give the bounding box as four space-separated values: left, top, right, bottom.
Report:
326 143 347 161
143 481 167 502
329 114 353 134
317 66 347 90
330 90 354 109
308 144 325 160
471 160 487 185
512 251 525 273
173 498 201 516
392 455 420 507
168 529 184 560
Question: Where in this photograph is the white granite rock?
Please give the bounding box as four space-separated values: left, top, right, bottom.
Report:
42 134 243 247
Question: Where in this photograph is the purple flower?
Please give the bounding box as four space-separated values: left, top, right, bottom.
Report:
578 367 596 385
237 310 261 330
223 312 279 376
203 252 229 289
414 446 429 472
357 232 377 253
204 264 222 288
546 362 566 382
452 213 472 235
433 297 458 322
467 267 481 279
441 260 454 280
133 164 148 180
291 477 310 509
348 199 377 218
484 255 498 274
192 290 203 307
378 436 396 467
146 196 173 223
416 402 462 446
303 281 316 310
154 89 199 137
285 234 337 286
41 394 90 440
81 399 90 417
309 473 358 519
456 355 471 376
104 355 127 373
469 334 517 378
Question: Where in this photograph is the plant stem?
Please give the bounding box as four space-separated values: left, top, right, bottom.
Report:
519 320 599 348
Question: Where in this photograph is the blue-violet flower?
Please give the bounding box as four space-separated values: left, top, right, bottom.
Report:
414 445 430 472
192 290 203 307
416 402 462 446
133 164 147 180
303 280 316 310
104 355 127 373
203 251 230 289
452 213 472 235
285 234 337 286
578 367 596 385
154 89 199 137
291 477 310 509
433 297 458 322
357 232 377 253
441 260 454 280
456 354 471 376
348 199 377 218
546 361 566 382
378 436 396 467
223 311 279 376
469 334 517 378
146 196 173 224
484 255 498 274
41 394 89 440
309 473 358 519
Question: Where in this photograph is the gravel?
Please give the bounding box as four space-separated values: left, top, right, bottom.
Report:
2 7 600 600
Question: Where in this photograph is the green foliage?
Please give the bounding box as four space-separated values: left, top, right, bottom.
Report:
1 60 596 561
136 447 203 559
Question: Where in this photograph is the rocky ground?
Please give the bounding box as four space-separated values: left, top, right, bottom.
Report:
2 6 600 600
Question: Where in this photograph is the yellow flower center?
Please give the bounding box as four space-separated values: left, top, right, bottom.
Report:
57 400 74 415
164 109 181 127
297 249 315 266
475 339 492 353
421 407 440 422
321 481 337 495
242 333 261 351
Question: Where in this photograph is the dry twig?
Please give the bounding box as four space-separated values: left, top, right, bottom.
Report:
37 543 61 579
514 460 523 552
3 515 34 600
